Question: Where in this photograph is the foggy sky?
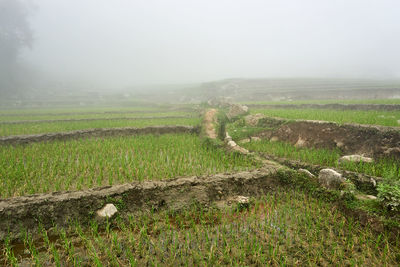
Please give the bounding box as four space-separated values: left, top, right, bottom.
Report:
22 0 400 88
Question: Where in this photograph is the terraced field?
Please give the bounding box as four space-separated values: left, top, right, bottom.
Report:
1 102 399 266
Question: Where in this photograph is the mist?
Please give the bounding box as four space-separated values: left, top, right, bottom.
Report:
19 0 400 89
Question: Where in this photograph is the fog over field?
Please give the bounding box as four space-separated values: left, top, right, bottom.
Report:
24 0 400 85
1 0 400 98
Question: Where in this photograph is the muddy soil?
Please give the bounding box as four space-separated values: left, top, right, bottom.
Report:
248 103 400 111
255 117 400 159
0 166 280 241
0 125 199 145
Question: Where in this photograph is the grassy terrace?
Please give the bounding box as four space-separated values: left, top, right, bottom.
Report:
2 188 398 266
242 140 400 180
243 98 400 105
0 134 259 198
0 105 191 115
0 117 201 136
251 108 400 127
0 111 196 122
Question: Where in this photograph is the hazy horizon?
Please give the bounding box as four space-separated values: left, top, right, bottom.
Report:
20 0 400 89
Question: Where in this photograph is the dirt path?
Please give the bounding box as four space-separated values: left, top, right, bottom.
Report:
203 109 218 139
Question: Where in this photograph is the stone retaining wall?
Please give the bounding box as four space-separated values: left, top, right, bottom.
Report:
0 166 279 240
255 117 400 158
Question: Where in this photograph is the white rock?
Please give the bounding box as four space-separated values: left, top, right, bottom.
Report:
338 155 373 164
298 168 315 178
318 169 345 190
250 136 261 142
227 140 237 147
270 136 279 142
355 194 377 201
96 204 118 218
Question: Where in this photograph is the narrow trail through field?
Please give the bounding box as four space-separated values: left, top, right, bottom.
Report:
203 109 217 139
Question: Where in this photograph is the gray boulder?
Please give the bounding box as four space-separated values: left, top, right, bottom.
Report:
244 113 265 126
318 169 345 190
227 104 249 120
338 155 373 164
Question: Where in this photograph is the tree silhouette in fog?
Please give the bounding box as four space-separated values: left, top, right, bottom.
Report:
0 0 34 96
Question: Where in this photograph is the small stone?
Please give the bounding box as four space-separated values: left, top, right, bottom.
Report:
355 194 377 201
227 140 237 147
250 136 261 142
318 169 345 190
238 138 250 144
298 168 315 178
294 136 306 148
233 196 250 210
338 155 373 164
226 104 249 120
244 113 265 126
270 136 279 142
96 204 118 218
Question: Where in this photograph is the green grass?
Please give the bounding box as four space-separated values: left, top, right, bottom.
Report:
0 117 201 136
252 108 400 127
0 134 260 198
0 111 196 122
243 98 400 105
242 140 400 180
2 187 399 266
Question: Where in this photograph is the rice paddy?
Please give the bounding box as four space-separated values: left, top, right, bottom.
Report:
1 102 399 266
251 108 400 127
242 139 400 180
1 187 399 266
0 117 201 136
0 133 259 198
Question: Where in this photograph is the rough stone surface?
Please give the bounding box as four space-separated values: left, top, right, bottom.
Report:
298 168 315 178
244 114 265 126
339 155 374 164
318 169 345 190
355 194 378 201
0 126 199 146
226 104 249 120
0 167 280 241
255 117 400 159
264 154 380 195
96 204 118 218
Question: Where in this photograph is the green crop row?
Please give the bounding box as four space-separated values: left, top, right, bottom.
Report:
0 111 196 122
2 187 398 266
243 98 400 105
242 140 400 180
252 108 400 127
0 134 259 198
0 117 201 137
0 104 193 115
